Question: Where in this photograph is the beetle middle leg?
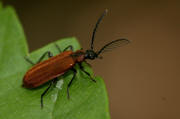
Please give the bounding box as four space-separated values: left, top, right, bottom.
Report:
78 62 96 82
63 45 74 52
25 51 53 65
55 43 74 52
67 68 77 99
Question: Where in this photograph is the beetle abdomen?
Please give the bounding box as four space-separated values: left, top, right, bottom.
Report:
23 51 75 88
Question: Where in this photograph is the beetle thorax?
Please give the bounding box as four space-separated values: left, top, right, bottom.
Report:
71 50 85 63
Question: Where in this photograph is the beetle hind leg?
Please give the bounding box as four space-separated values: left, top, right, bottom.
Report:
24 57 35 65
25 51 53 65
54 43 62 53
41 80 52 108
36 51 53 64
40 78 57 109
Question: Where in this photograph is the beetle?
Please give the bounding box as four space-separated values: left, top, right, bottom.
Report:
23 9 130 108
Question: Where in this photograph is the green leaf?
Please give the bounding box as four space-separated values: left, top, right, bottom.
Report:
0 5 110 119
0 3 2 10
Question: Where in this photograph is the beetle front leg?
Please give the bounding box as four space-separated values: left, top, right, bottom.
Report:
78 62 96 82
67 68 77 99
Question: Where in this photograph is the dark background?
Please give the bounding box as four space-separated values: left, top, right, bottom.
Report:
4 0 180 119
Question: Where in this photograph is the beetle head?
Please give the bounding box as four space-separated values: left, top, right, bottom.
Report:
84 50 98 60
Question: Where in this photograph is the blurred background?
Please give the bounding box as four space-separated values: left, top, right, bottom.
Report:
4 0 180 119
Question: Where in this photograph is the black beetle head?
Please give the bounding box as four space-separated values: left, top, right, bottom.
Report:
85 50 98 60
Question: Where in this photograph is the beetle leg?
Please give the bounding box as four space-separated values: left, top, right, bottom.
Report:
84 60 92 67
63 45 74 52
78 63 96 82
24 57 35 65
39 51 55 108
54 43 62 53
54 44 74 52
25 51 53 65
40 78 57 108
67 68 77 99
36 51 53 64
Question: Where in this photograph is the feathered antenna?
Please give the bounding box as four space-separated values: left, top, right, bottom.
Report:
97 39 130 56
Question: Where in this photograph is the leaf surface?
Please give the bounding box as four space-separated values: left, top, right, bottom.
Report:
0 5 110 119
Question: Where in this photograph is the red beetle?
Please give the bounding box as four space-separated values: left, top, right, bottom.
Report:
23 9 130 108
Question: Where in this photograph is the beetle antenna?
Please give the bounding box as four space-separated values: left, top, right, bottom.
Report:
97 38 130 56
91 9 108 50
